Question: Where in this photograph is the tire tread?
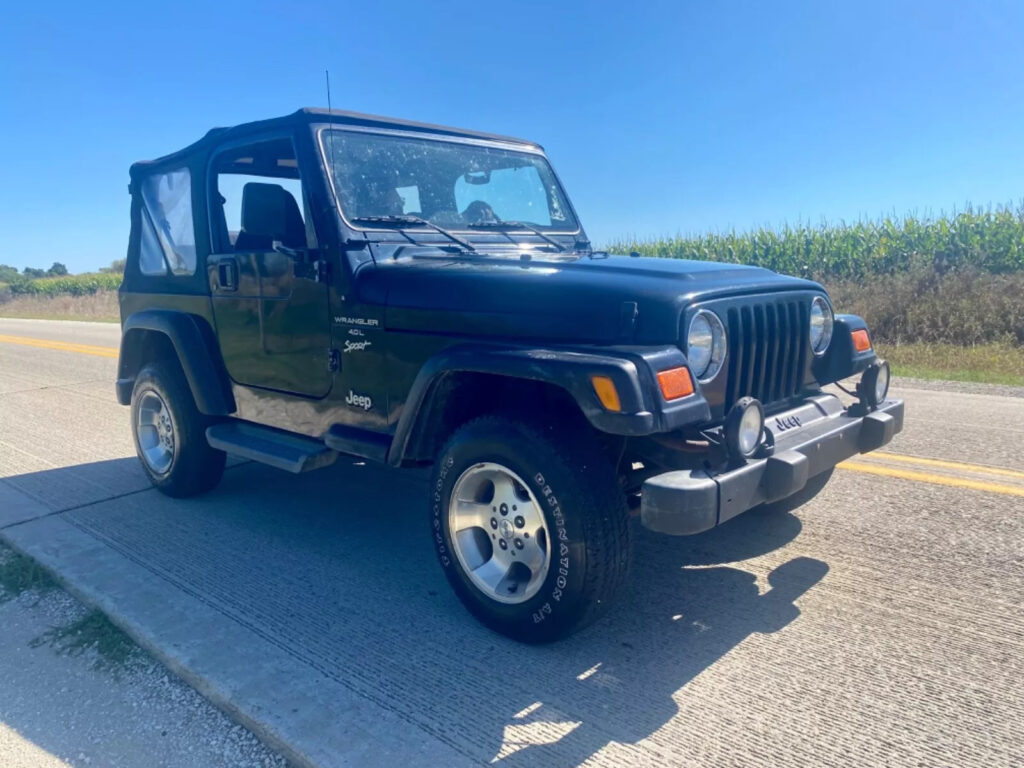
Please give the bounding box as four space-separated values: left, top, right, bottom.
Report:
433 414 631 641
131 359 225 498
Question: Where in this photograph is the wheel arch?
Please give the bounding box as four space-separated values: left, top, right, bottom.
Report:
397 370 586 465
116 309 235 416
389 344 666 467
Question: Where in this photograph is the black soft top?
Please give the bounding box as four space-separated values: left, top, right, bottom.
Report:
129 108 541 179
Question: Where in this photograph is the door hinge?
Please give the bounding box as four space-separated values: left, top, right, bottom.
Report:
316 259 331 283
328 348 341 372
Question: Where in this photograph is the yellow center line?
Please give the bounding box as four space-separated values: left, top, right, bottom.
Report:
869 451 1024 481
838 461 1024 498
0 333 118 359
3 329 1023 502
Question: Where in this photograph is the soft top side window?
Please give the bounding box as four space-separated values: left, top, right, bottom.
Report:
140 168 196 275
138 208 168 276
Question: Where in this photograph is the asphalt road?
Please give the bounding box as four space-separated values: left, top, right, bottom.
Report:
1 317 1022 767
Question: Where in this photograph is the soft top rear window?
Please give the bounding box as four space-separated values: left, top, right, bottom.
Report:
140 168 196 275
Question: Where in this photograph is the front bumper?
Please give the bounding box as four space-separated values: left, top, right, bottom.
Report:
641 394 904 535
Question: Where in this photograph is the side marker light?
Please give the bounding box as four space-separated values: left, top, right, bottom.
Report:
657 367 695 401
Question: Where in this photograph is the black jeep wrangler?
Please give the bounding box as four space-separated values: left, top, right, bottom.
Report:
117 108 903 642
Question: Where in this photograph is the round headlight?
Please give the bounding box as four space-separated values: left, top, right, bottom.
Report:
809 297 834 355
687 310 727 381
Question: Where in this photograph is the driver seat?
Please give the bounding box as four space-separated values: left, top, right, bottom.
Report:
235 182 306 252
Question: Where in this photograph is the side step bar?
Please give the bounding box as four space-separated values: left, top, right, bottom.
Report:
206 422 338 474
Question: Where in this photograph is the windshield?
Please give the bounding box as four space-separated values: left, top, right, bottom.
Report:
320 129 579 232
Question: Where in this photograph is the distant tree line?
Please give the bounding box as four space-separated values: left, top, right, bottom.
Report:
0 259 126 303
0 262 68 282
0 259 125 286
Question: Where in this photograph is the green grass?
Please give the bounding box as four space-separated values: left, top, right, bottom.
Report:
0 546 57 602
878 342 1024 386
29 608 138 672
0 310 120 323
1 544 138 673
0 289 120 323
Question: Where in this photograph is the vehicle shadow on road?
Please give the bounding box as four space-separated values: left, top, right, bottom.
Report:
0 457 827 767
489 539 828 765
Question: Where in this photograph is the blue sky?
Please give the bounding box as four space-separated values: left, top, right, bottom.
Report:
2 0 1024 273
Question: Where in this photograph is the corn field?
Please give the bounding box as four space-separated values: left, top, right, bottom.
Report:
608 204 1024 281
3 205 1023 345
3 273 122 297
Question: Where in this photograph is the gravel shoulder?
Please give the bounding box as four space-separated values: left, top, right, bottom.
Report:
892 374 1024 399
0 543 287 768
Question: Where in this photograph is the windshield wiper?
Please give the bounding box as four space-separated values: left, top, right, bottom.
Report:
466 219 566 252
351 215 476 252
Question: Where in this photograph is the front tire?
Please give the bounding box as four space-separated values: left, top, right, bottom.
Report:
430 415 631 642
130 361 226 498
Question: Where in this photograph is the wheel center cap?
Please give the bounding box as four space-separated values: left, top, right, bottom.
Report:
498 519 515 540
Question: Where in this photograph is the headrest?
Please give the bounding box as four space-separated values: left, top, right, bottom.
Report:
240 182 304 245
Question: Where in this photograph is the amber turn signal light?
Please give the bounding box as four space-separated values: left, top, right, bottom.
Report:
852 329 871 352
657 367 695 401
590 375 622 412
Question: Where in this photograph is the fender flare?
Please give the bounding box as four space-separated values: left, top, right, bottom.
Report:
387 343 710 466
812 314 878 383
116 309 235 416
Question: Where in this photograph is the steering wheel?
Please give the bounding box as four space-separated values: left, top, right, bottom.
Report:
461 200 498 224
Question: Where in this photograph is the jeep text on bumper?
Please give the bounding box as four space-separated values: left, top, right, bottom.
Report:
642 394 904 535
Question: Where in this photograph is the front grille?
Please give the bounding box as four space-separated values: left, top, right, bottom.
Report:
723 298 809 410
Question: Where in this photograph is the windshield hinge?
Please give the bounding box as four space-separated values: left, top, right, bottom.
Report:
328 348 341 373
618 301 638 339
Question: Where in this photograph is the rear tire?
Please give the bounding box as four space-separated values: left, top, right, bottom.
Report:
130 361 226 498
430 415 631 642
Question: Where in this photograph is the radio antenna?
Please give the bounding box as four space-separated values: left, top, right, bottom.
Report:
324 69 340 218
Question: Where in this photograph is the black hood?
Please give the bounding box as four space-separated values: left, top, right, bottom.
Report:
358 249 823 345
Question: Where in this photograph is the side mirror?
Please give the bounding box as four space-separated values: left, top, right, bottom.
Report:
281 246 327 282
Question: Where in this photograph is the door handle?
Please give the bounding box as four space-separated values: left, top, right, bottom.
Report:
217 257 238 291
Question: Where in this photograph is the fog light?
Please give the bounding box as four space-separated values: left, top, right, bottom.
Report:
860 360 890 407
725 397 765 460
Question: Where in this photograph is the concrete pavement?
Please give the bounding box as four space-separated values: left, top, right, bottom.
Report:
1 318 1022 767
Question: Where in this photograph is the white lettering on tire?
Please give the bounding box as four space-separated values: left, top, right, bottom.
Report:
532 472 570 618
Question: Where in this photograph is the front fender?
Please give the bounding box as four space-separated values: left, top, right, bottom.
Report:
117 309 235 415
388 343 711 465
812 314 878 384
